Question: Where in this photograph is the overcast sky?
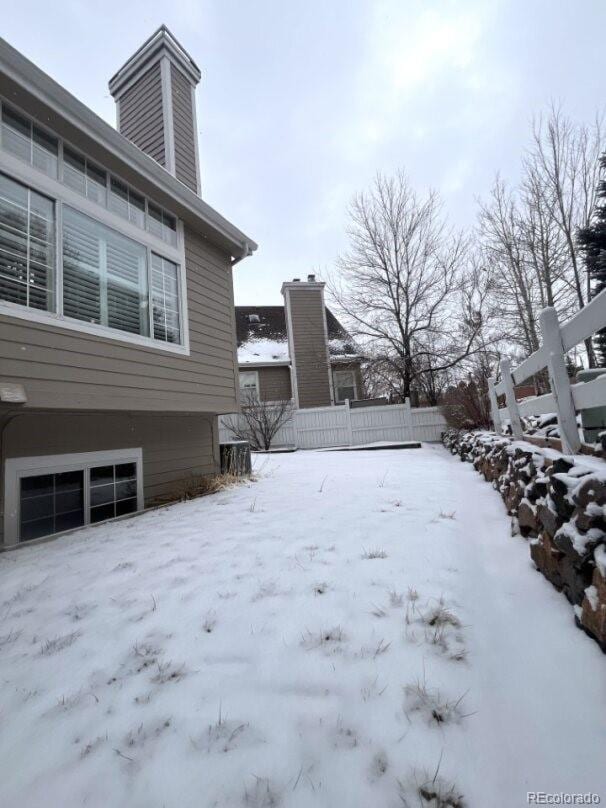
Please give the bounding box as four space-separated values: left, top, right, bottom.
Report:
4 1 606 304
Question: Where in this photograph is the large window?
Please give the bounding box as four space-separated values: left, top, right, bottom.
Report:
151 254 181 343
63 207 150 336
0 104 58 178
333 369 357 403
0 174 55 311
6 449 143 544
0 102 179 248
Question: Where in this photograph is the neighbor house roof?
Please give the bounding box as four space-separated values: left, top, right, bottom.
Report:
235 305 360 365
0 36 257 259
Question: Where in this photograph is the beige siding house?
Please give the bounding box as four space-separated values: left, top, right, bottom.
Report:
236 275 364 409
0 26 256 547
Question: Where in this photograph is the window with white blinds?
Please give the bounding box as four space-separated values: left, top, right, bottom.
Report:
151 254 181 343
0 173 55 311
62 207 150 337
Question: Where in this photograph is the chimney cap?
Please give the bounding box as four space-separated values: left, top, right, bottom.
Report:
292 277 300 282
307 274 316 282
109 25 201 99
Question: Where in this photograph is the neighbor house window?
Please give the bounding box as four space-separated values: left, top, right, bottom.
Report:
151 254 181 343
239 371 260 400
0 103 58 178
62 146 107 205
62 207 149 336
333 369 356 403
0 173 55 311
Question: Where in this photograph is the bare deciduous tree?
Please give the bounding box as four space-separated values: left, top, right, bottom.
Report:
223 394 293 451
328 171 486 401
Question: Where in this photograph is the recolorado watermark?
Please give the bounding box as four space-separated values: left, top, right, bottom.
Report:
527 794 601 805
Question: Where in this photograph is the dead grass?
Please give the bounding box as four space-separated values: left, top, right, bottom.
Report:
398 756 466 807
361 547 388 560
243 776 281 807
154 472 245 505
404 678 471 726
301 626 347 650
39 632 80 656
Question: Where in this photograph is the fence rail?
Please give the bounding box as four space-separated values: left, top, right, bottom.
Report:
489 287 606 453
219 399 447 450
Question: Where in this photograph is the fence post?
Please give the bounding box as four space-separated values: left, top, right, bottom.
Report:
292 408 300 449
488 378 501 433
344 399 354 445
539 306 581 454
403 397 412 440
499 358 524 440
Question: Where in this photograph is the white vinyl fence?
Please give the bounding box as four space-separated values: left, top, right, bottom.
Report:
219 399 447 450
488 289 606 454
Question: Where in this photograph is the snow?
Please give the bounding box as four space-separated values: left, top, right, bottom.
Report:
1 447 605 808
585 585 599 611
238 338 289 364
595 544 606 578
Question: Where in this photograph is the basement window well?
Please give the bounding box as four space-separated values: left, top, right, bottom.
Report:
4 449 143 545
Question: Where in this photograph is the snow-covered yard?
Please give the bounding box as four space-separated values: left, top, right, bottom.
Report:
1 447 605 808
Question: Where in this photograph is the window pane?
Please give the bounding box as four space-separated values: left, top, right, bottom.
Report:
32 126 58 178
116 480 137 500
0 174 54 312
62 207 148 336
162 213 177 246
63 147 87 195
1 105 31 163
116 498 137 516
62 208 102 324
90 483 115 507
147 203 163 239
86 162 107 205
90 503 115 523
19 470 84 542
116 462 136 481
129 191 145 229
109 177 129 218
151 254 181 344
90 465 114 484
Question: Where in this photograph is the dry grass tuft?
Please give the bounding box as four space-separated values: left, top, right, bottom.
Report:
404 678 471 727
361 547 388 560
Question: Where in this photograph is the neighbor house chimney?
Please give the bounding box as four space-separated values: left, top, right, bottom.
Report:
109 25 202 194
281 276 334 409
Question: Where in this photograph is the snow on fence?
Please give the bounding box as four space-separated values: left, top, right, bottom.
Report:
488 289 606 454
219 399 447 450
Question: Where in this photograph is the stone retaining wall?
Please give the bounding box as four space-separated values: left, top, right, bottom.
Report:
444 430 606 652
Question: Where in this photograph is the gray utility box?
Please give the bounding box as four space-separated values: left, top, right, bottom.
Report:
220 441 252 476
577 369 606 444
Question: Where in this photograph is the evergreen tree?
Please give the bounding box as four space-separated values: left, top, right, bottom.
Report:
579 154 606 367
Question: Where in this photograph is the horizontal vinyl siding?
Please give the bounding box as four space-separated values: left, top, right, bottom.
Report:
257 366 292 402
0 225 239 413
1 411 218 545
289 289 332 408
170 65 198 192
119 63 166 166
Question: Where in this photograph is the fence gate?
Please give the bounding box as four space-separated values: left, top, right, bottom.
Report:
219 399 446 450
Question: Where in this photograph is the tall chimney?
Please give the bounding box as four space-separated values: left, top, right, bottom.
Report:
281 277 334 409
109 25 202 194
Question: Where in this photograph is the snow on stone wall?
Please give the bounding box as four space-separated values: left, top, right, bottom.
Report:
444 429 606 653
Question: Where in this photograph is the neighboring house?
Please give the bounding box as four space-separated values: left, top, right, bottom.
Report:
0 27 256 547
236 275 364 408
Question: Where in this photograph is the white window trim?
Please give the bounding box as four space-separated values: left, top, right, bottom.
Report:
239 370 260 400
0 154 190 356
333 369 358 404
4 448 144 546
